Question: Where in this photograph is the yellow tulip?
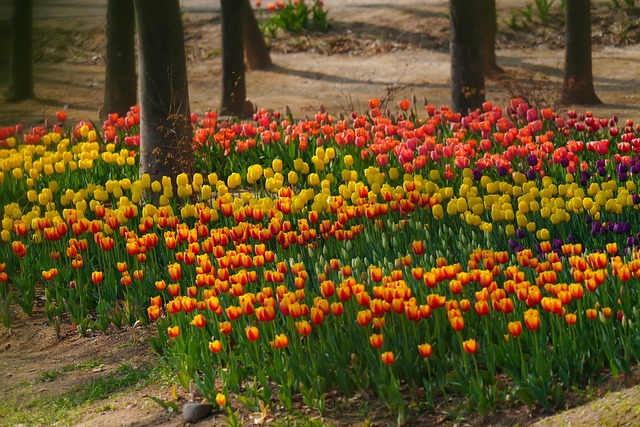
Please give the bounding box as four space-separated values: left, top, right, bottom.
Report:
344 155 354 167
287 171 298 185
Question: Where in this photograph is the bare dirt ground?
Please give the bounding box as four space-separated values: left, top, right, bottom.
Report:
3 1 640 426
1 1 640 126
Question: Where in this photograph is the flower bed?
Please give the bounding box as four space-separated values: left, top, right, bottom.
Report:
1 98 640 418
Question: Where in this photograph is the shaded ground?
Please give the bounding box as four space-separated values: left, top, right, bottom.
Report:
2 1 640 126
3 1 640 426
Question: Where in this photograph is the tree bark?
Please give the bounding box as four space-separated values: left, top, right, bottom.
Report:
243 0 272 70
104 0 137 118
134 0 194 187
479 0 503 75
449 0 485 113
561 0 601 104
7 0 34 101
220 0 251 117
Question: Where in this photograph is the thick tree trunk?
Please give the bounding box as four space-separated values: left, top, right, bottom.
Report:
134 0 194 187
104 0 137 117
220 0 251 117
243 0 272 70
479 0 503 75
7 0 34 101
561 0 601 104
449 0 485 113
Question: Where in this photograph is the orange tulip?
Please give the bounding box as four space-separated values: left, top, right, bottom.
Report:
168 263 182 281
369 333 384 349
474 300 490 316
381 351 395 364
11 241 26 257
147 305 161 321
295 320 312 336
225 305 243 320
183 297 197 313
215 393 227 407
88 270 103 284
320 280 335 298
331 302 344 316
449 314 464 331
219 321 232 335
246 326 260 341
412 240 425 256
41 268 58 281
370 267 383 283
271 333 289 349
357 309 373 327
418 343 432 358
565 313 577 325
463 338 477 354
191 314 206 328
524 309 540 331
209 340 222 353
508 321 522 337
310 307 325 325
168 325 180 338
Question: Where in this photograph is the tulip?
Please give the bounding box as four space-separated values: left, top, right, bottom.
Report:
295 320 312 336
167 326 180 338
524 309 541 331
369 333 384 349
463 338 477 354
191 314 206 328
215 393 227 407
219 321 232 335
246 326 260 341
381 351 395 364
271 333 289 349
418 343 432 358
412 240 425 255
508 321 522 337
147 305 161 321
209 340 222 353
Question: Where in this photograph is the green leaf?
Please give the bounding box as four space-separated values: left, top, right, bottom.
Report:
551 384 565 409
148 397 179 413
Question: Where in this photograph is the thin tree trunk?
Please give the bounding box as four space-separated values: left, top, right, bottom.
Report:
479 0 503 75
220 0 251 117
561 0 601 104
243 0 272 70
104 0 137 118
7 0 34 101
449 0 486 113
134 0 194 187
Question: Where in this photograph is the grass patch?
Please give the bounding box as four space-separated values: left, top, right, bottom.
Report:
0 362 154 427
39 360 103 383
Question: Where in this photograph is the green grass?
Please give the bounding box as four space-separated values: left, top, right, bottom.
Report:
39 361 103 383
0 362 154 427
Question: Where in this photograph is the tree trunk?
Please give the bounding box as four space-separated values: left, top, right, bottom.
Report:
220 0 251 117
7 0 34 101
104 0 137 118
243 0 272 70
134 0 194 187
449 0 485 113
479 0 503 75
561 0 601 105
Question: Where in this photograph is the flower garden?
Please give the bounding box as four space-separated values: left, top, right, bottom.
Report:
2 98 640 421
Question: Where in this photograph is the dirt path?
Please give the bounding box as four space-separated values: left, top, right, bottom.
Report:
2 0 640 126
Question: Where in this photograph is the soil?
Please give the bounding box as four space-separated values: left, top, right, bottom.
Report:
3 1 640 426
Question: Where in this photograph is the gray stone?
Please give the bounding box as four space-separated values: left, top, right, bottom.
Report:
183 402 213 423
